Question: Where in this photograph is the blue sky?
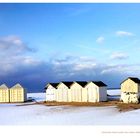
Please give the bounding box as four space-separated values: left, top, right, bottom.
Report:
0 3 140 91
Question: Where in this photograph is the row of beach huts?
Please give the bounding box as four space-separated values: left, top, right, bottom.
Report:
0 77 140 103
45 77 140 103
45 81 107 102
0 83 27 103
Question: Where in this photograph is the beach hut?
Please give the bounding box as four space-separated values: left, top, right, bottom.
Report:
85 81 107 102
10 83 27 102
45 83 58 101
121 77 140 93
120 77 140 103
70 81 87 102
56 82 73 102
0 84 9 103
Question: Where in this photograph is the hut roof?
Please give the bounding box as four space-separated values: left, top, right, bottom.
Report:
0 84 8 89
121 77 140 84
90 81 107 87
75 81 88 87
75 81 107 87
11 83 23 89
45 83 59 89
61 82 73 88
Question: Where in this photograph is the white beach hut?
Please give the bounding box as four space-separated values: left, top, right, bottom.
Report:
56 82 73 102
45 83 58 101
85 81 107 102
70 81 87 102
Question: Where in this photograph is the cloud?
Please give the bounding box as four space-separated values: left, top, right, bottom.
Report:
0 35 138 92
0 54 140 92
110 52 128 60
0 35 38 75
0 35 35 54
96 36 104 44
116 31 134 37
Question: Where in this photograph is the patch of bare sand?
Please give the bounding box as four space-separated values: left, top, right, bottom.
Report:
41 101 140 112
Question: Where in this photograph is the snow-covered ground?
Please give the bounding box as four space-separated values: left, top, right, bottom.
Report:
0 90 140 125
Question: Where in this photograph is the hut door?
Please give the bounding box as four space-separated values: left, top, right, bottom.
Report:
50 89 55 101
88 87 93 102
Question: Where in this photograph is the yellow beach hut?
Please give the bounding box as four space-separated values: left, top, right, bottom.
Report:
120 77 140 103
0 84 9 103
10 83 27 102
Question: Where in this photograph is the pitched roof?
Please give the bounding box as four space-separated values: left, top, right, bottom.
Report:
121 77 140 84
11 83 23 89
0 84 8 89
75 81 88 87
90 81 107 87
61 81 73 88
45 83 59 89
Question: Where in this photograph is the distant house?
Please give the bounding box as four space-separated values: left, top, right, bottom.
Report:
45 83 58 101
45 80 107 103
120 77 140 103
10 84 27 102
56 82 73 102
0 84 9 103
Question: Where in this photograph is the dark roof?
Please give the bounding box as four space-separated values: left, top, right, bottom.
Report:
45 83 59 89
90 81 107 87
121 77 140 84
75 81 88 87
61 82 73 88
45 81 107 89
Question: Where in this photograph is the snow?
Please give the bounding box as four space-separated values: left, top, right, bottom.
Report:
0 90 140 125
107 89 121 101
27 92 45 102
107 89 121 96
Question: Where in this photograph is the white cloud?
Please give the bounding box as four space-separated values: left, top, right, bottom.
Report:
52 56 140 81
116 31 134 37
0 35 39 76
73 63 97 71
1 54 140 91
96 36 104 44
110 52 128 60
0 35 34 54
23 56 41 66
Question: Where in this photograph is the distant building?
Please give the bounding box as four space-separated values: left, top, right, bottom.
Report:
10 83 27 102
120 77 140 103
45 81 107 102
0 84 9 103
